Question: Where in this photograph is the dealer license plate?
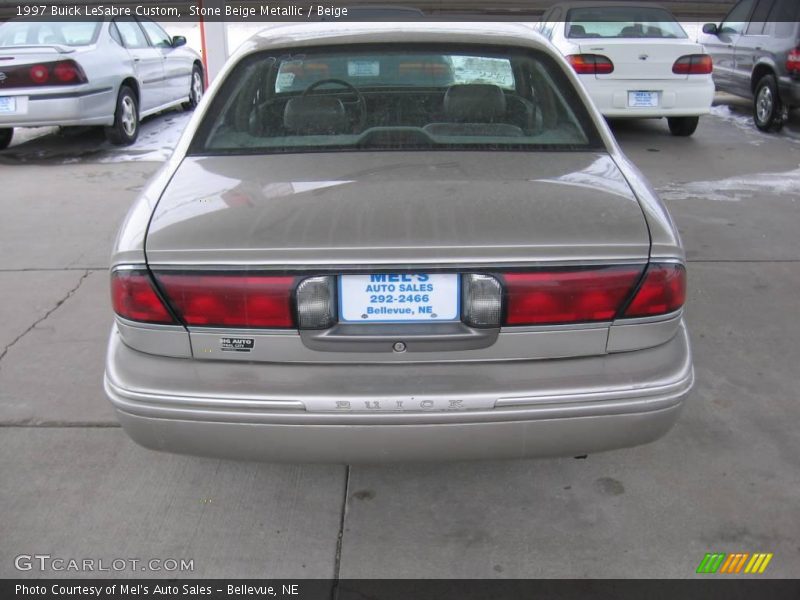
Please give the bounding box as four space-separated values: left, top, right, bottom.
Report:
0 97 16 113
348 60 380 77
339 274 459 323
628 91 659 108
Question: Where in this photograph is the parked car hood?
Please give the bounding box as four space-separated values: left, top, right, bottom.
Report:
145 152 650 267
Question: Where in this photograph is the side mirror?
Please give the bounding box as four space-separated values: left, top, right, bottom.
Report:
172 36 187 48
702 23 718 35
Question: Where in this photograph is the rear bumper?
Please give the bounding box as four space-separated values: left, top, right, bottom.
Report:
104 322 694 463
0 87 116 127
580 76 714 118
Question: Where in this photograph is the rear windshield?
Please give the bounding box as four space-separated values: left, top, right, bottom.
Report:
566 7 687 39
189 43 604 156
0 21 101 47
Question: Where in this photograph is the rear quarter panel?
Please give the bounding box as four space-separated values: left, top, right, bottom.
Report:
76 23 137 120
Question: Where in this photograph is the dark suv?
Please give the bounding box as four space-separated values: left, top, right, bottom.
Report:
700 0 800 132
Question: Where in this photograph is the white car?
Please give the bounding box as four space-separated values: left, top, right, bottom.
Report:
0 18 204 149
536 2 715 136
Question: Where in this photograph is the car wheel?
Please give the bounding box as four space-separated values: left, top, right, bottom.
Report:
182 65 204 111
0 128 12 150
667 116 699 137
105 85 139 146
753 74 784 133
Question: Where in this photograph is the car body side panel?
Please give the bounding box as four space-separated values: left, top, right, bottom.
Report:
703 30 743 92
610 153 683 261
111 162 177 264
133 47 166 111
160 46 194 104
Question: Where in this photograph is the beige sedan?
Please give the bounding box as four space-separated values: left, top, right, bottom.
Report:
105 22 692 462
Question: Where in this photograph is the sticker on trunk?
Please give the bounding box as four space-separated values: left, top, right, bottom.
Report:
220 337 255 352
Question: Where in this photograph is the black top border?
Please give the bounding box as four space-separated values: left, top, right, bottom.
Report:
3 0 796 23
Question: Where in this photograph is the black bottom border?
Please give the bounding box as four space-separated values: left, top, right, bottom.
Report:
4 579 800 600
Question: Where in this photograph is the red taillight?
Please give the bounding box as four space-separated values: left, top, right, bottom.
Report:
4 60 88 87
155 273 296 329
53 60 80 82
672 54 713 75
502 266 643 326
29 64 49 84
787 48 800 74
567 54 614 75
623 264 686 318
111 270 175 324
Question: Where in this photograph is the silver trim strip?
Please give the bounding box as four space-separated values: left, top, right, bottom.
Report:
104 368 693 426
110 264 147 272
115 315 185 332
144 258 650 270
613 308 684 326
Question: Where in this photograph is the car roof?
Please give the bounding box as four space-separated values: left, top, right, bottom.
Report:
235 22 551 57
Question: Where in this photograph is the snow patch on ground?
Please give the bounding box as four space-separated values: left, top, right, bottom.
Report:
98 110 193 163
707 104 774 147
709 103 800 145
658 165 800 202
709 104 761 138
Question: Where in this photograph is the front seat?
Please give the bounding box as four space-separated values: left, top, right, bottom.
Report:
444 83 506 123
424 84 523 137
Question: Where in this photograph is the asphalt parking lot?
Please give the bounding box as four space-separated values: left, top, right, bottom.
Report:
1 94 799 579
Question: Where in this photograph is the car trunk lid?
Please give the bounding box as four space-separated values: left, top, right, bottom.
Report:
145 152 650 267
579 40 703 80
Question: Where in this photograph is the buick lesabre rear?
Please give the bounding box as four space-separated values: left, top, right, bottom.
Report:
104 23 693 462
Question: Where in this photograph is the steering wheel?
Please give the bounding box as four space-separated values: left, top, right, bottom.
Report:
302 78 367 131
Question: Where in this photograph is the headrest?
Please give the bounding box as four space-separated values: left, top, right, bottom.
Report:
444 84 506 123
284 95 348 135
569 25 586 37
621 24 644 36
